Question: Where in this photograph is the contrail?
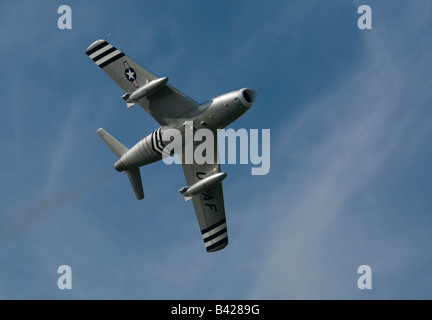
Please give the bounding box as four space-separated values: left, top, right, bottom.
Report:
0 166 114 242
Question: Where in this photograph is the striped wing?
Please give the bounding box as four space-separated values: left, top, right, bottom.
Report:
85 40 199 125
181 132 228 253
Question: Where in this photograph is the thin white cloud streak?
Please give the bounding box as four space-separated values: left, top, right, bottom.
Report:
244 4 432 299
43 106 81 195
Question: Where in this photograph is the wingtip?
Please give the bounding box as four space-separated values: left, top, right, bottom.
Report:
85 39 106 54
96 128 105 136
206 239 229 253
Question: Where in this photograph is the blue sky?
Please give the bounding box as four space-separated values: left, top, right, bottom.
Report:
1 0 432 299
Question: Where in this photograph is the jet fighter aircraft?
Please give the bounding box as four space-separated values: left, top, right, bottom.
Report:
85 39 257 252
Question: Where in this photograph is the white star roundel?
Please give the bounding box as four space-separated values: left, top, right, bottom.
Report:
124 67 136 82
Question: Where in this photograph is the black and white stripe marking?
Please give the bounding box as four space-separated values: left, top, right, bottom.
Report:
86 41 125 68
201 218 228 252
150 128 167 157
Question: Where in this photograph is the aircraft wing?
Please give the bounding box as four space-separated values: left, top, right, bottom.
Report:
181 131 228 252
85 40 199 125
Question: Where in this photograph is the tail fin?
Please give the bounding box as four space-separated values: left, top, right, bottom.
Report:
97 128 144 200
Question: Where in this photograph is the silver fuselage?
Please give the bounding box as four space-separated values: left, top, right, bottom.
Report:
114 88 257 171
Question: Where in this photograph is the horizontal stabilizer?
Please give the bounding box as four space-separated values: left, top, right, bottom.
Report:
127 168 144 200
97 128 128 158
97 128 144 200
